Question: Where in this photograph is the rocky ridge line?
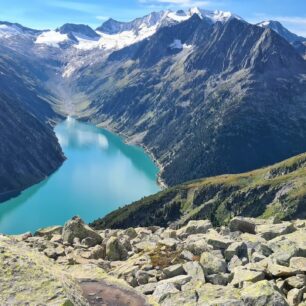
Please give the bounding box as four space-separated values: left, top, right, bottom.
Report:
2 216 306 305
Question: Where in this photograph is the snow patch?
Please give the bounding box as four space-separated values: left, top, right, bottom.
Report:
170 39 192 50
258 21 271 27
167 12 189 22
170 39 183 49
75 24 157 51
0 24 21 38
189 7 241 23
35 30 69 48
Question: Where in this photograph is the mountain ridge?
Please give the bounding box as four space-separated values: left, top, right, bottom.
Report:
72 16 306 186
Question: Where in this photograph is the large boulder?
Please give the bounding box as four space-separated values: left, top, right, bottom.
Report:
205 232 234 250
290 257 306 273
177 220 212 238
163 264 185 278
286 275 306 289
231 267 265 288
287 287 306 306
153 283 179 303
158 275 192 288
240 280 288 306
200 251 227 275
225 242 248 261
229 217 256 234
268 263 298 278
62 217 102 245
256 222 296 240
183 261 206 282
185 238 212 256
106 237 128 261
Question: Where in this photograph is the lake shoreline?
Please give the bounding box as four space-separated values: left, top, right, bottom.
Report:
0 118 160 234
94 120 168 191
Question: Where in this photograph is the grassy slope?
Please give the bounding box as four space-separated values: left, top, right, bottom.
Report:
91 153 306 229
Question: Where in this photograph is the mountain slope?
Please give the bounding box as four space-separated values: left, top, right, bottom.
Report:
257 20 306 43
0 95 65 202
257 20 306 58
73 16 306 186
91 152 306 229
0 27 65 202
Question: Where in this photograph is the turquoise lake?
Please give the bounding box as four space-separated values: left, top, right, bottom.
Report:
0 118 160 234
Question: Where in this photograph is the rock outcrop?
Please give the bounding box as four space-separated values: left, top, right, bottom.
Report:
3 216 306 305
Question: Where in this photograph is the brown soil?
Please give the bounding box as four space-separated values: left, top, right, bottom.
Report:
80 280 149 306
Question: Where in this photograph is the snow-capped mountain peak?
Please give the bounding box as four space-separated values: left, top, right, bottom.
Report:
58 24 100 40
257 20 306 43
188 7 242 23
36 7 241 52
0 21 41 38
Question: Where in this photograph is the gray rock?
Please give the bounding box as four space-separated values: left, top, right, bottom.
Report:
290 257 306 272
268 263 298 277
251 252 267 263
35 226 63 240
200 251 227 275
228 255 243 272
136 282 157 295
135 270 150 285
159 275 192 288
206 233 234 250
287 287 306 306
206 273 232 286
183 261 205 281
106 236 128 261
88 245 105 259
81 237 99 248
153 283 180 303
179 250 194 261
241 280 288 306
229 217 256 234
44 246 65 259
159 238 178 250
49 235 62 244
231 267 265 288
177 220 212 238
161 229 177 239
256 222 296 240
225 242 248 261
163 264 185 278
286 275 306 289
160 290 199 306
62 217 102 246
123 228 137 239
186 239 212 255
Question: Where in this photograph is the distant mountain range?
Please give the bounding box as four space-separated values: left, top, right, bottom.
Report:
0 7 306 200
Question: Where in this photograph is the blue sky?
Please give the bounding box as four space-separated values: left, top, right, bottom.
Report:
0 0 305 36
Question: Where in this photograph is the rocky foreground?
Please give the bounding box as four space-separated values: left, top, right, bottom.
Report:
1 216 306 305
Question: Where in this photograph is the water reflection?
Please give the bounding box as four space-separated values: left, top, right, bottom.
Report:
0 118 160 234
57 117 109 150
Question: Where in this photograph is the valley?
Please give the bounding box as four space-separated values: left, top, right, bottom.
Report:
1 8 306 201
1 4 306 306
